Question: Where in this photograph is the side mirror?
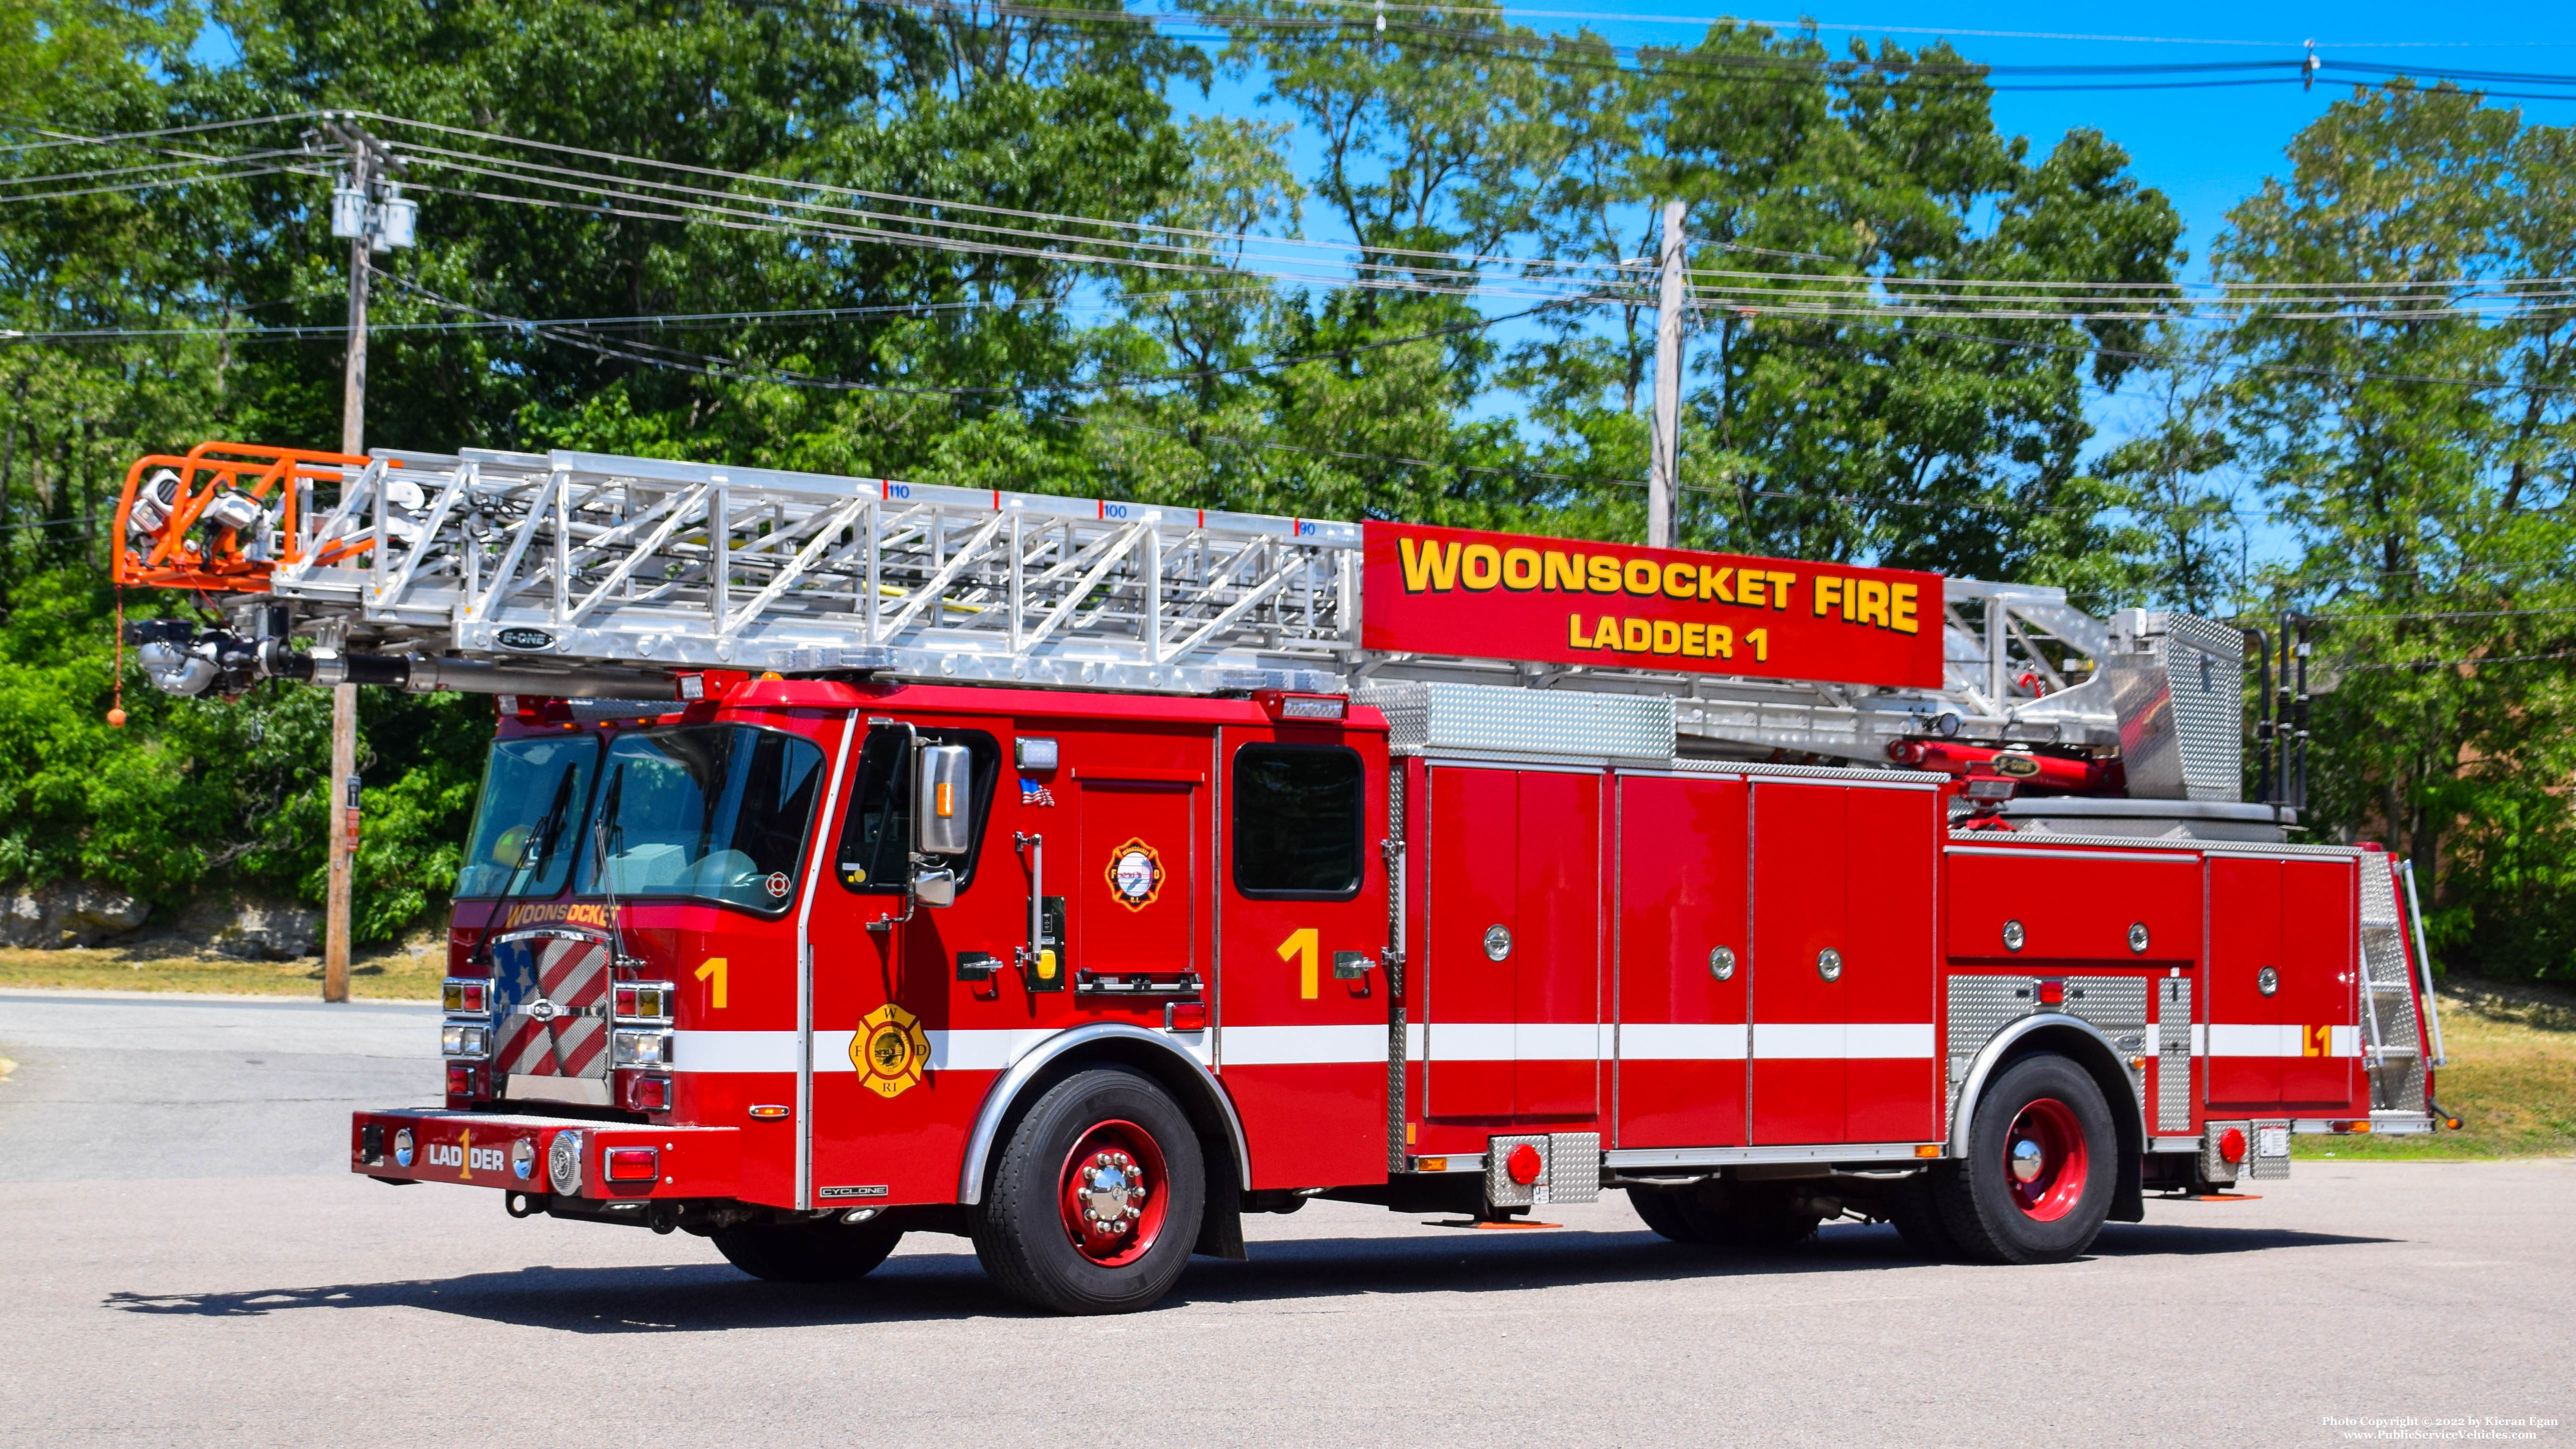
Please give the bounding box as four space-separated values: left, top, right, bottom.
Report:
911 867 958 908
913 744 972 855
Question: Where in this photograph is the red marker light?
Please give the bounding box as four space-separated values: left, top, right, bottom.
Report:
2219 1128 2248 1165
1506 1143 1544 1185
2038 980 2065 1005
605 1147 660 1183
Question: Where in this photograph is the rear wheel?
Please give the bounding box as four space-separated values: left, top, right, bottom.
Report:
711 1218 903 1283
1886 1167 1965 1261
971 1067 1205 1315
1936 1053 2116 1265
1627 1180 1822 1250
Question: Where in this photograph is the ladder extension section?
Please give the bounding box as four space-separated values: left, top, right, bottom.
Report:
132 446 1359 696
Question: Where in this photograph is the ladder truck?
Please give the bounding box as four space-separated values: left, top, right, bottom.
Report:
112 439 2449 1314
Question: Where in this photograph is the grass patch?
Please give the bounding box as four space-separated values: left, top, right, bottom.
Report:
0 942 443 1001
2300 974 2576 1161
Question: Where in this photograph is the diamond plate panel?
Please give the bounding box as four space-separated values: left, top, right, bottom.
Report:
2201 1121 2247 1184
1948 975 2035 1061
1547 1133 1601 1204
2248 1118 2292 1181
1354 682 1673 761
2063 977 2147 1030
1486 1134 1547 1209
2158 977 2194 1132
2158 613 2245 803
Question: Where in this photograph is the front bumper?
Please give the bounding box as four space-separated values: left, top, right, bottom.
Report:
352 1109 741 1199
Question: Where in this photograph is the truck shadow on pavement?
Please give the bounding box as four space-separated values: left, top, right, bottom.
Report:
100 1218 2391 1332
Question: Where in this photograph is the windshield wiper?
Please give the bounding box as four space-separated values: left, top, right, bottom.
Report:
587 768 643 970
468 767 579 968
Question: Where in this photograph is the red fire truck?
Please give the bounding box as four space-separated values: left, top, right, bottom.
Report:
115 441 2448 1314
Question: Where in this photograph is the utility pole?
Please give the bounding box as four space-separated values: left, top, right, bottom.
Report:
316 120 416 1003
1647 200 1687 550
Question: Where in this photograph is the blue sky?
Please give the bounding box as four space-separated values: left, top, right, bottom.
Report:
189 1 2575 540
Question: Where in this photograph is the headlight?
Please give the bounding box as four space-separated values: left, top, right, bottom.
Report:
611 1028 672 1068
548 1129 584 1196
441 1021 491 1058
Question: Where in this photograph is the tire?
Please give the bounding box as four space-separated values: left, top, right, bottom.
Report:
1886 1166 1965 1261
1627 1184 1717 1243
971 1066 1205 1315
711 1218 904 1283
1935 1053 2116 1265
1628 1180 1820 1251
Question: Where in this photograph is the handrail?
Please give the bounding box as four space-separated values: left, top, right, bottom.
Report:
113 441 369 590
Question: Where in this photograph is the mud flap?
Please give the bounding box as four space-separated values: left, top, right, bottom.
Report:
1194 1160 1248 1260
2111 1153 2145 1224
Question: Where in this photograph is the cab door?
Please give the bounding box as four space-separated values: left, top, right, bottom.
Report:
1216 730 1391 1190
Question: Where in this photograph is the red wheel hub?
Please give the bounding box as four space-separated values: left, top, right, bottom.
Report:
2003 1097 2090 1223
1059 1119 1170 1267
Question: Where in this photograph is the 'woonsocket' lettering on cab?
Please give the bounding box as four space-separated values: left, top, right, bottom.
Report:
1360 520 1945 689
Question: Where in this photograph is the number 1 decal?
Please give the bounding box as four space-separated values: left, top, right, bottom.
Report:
695 956 728 1010
1276 928 1318 1000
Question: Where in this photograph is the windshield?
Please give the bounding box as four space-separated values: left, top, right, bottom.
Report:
455 736 600 898
577 725 826 912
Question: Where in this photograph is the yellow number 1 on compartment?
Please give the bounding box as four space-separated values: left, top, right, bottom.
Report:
695 956 729 1010
1276 929 1318 1001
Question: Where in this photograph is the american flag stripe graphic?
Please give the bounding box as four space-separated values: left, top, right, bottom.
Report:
496 934 610 1079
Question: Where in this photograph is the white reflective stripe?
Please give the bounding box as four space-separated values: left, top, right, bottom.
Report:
1416 1022 1602 1062
2142 1022 2161 1056
1217 1024 1381 1066
1518 1022 1602 1060
926 1029 1068 1072
1752 1023 1937 1059
2329 1025 2360 1058
2191 1023 2207 1056
671 1029 798 1074
1847 1023 1937 1058
1406 1022 1426 1058
1620 1022 1751 1061
2208 1023 2305 1058
1423 1022 1515 1061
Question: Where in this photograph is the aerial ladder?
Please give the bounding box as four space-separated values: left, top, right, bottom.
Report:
112 440 2251 778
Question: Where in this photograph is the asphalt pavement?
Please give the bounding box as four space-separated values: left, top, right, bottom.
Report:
1 990 2569 1448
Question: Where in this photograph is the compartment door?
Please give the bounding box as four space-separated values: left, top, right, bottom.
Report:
1513 770 1603 1118
1615 774 1749 1148
1841 785 1940 1143
1076 778 1202 980
1423 766 1519 1118
2208 856 2285 1110
2280 858 2360 1109
1750 782 1847 1144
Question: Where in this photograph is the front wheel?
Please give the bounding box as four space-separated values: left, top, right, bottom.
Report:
710 1218 904 1283
1936 1053 2116 1265
971 1067 1205 1315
